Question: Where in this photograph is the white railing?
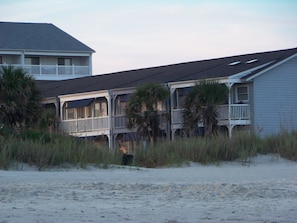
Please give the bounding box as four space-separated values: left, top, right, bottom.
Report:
61 116 109 133
172 104 250 125
114 114 128 128
114 112 168 129
4 64 90 76
217 104 250 120
61 105 250 134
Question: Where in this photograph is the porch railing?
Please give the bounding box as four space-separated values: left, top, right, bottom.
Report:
61 104 250 134
5 64 90 76
172 104 250 125
114 112 168 130
61 116 109 133
114 114 128 128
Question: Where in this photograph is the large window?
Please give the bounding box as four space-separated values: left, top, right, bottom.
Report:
235 85 249 103
116 95 129 115
67 108 75 120
77 107 85 118
25 57 40 65
94 99 107 117
58 58 72 66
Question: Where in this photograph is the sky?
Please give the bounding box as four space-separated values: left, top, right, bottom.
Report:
1 0 296 75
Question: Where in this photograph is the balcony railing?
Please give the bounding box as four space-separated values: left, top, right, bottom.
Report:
114 114 128 129
3 64 90 76
61 116 109 133
217 104 250 120
172 104 250 125
61 104 250 134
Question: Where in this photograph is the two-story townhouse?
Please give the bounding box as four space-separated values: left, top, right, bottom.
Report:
37 47 297 150
0 22 95 80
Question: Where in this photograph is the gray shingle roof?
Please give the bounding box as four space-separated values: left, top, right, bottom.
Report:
0 22 95 52
37 47 297 98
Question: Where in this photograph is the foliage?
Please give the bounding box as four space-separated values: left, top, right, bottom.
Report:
133 131 297 167
126 83 170 145
0 129 296 170
0 129 121 170
183 81 228 137
0 66 42 129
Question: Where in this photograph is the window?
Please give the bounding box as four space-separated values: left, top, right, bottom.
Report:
25 57 40 65
94 100 107 117
58 58 72 66
236 85 249 102
77 107 85 118
116 95 129 115
86 105 92 118
0 56 2 64
67 108 75 119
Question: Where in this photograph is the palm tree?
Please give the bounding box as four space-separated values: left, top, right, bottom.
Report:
183 80 228 137
126 83 170 145
0 66 42 129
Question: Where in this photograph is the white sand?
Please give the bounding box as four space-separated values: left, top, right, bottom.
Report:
1 154 297 223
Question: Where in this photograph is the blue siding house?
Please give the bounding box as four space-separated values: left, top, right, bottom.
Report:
248 53 297 136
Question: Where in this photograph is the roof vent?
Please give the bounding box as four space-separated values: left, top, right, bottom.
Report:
228 61 241 66
246 59 258 64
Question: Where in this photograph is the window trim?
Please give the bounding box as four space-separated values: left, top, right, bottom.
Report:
235 85 249 103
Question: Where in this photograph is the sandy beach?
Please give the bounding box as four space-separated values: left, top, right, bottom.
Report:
1 154 296 223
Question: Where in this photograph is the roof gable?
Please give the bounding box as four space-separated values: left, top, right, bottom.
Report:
0 22 95 52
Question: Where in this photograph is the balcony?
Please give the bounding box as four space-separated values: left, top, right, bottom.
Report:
172 104 251 128
3 64 91 79
61 116 109 136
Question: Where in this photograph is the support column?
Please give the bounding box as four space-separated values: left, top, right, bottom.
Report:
21 50 25 67
55 97 60 132
226 82 234 139
107 90 113 150
170 87 175 141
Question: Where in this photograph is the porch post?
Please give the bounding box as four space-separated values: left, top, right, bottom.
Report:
227 82 234 139
170 87 175 141
21 50 25 68
108 90 113 150
55 96 60 132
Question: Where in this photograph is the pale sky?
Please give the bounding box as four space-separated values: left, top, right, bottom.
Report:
1 0 297 75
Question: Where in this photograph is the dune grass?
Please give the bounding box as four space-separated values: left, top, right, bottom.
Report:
0 128 296 169
133 131 297 167
0 129 121 170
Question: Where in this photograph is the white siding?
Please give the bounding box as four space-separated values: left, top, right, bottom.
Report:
253 56 297 136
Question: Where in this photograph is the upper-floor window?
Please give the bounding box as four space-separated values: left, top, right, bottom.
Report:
94 99 107 117
58 58 72 66
235 85 249 103
116 95 129 115
25 57 40 65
